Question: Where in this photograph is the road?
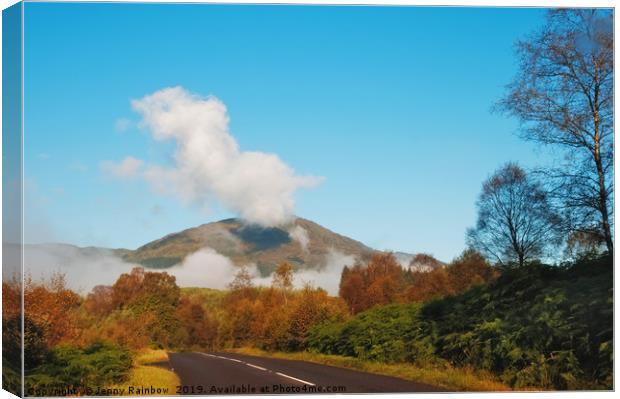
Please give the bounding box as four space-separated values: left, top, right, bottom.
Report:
167 352 444 395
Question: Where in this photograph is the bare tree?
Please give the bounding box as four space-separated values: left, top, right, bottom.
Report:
467 163 561 267
228 266 254 291
496 9 613 252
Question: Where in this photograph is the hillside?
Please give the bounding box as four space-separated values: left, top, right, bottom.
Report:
122 217 375 274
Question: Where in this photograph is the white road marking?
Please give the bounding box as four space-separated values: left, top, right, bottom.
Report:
275 371 316 386
244 362 268 371
197 352 316 386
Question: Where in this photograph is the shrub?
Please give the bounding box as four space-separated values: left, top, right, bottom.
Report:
25 342 132 394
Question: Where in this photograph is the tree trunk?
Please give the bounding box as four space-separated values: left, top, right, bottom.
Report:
595 153 613 252
593 92 613 253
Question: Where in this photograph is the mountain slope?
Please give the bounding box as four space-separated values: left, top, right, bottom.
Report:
122 217 375 274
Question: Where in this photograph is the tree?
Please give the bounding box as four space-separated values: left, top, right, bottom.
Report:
286 284 348 351
496 9 613 252
408 253 443 271
404 268 454 302
105 267 183 348
24 273 81 346
85 285 114 315
228 266 254 292
339 266 366 314
446 249 497 292
467 163 560 267
272 262 294 304
338 253 404 313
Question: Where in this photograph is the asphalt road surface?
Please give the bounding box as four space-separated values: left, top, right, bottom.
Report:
167 352 444 395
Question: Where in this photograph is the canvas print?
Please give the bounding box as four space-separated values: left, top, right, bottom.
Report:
2 1 614 396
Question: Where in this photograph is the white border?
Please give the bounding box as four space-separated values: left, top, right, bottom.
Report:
0 1 617 399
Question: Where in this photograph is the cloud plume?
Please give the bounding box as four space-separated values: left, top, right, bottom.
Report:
105 87 323 226
288 225 310 252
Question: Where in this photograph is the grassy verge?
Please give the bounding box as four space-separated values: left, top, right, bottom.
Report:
228 347 512 392
108 349 180 396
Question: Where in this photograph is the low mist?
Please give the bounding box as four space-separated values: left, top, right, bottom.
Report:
21 244 355 296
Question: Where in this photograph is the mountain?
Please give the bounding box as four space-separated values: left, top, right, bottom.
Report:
121 217 375 275
16 217 444 292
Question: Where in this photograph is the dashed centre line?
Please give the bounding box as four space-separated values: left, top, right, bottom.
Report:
275 371 315 386
198 352 316 386
245 363 268 371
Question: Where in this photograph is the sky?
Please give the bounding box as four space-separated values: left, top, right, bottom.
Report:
22 2 551 262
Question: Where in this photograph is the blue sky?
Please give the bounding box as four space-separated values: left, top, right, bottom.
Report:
23 3 550 261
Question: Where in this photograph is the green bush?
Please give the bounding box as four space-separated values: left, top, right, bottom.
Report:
309 303 439 365
25 342 132 395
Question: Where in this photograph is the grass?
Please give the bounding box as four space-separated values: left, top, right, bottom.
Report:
108 349 180 396
134 348 170 365
228 347 513 392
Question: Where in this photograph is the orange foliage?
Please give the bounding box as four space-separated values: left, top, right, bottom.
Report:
2 280 21 321
340 250 498 313
24 273 81 346
339 253 404 313
223 272 348 350
447 249 498 292
404 268 455 302
84 285 114 315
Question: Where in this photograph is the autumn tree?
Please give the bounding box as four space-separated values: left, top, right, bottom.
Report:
2 280 21 321
339 253 404 314
272 262 294 304
101 267 183 348
24 273 81 346
227 266 255 301
404 250 496 302
366 257 402 306
496 9 613 252
404 268 454 302
286 284 348 351
85 285 115 315
445 249 497 292
467 163 561 267
339 266 365 313
176 296 219 349
408 253 443 271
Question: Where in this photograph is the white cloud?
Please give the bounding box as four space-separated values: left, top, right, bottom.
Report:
23 244 135 293
122 86 323 227
292 249 355 295
101 156 144 179
288 225 310 252
168 247 241 289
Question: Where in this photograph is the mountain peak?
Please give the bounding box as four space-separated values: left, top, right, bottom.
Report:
122 217 374 273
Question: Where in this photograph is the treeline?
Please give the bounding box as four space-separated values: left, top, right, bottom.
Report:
340 251 497 314
308 253 613 390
